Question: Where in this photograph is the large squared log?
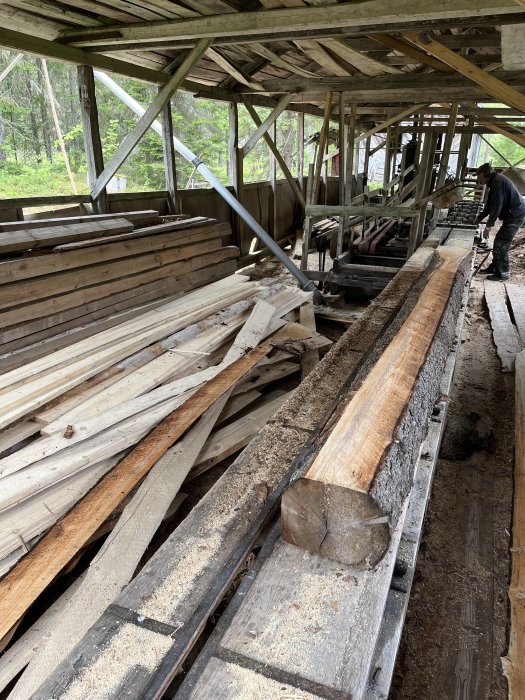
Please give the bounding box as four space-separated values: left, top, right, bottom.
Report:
282 246 471 567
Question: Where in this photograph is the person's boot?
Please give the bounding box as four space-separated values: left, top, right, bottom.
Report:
479 264 495 274
486 273 510 281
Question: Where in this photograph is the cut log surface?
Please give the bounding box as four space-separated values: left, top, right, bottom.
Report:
282 246 469 567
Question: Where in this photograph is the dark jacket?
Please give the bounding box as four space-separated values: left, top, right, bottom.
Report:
480 172 525 227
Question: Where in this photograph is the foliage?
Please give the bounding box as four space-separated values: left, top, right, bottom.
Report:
0 51 325 198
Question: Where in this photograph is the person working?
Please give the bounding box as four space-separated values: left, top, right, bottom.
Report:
475 163 525 280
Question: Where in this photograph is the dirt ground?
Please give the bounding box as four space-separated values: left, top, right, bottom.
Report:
392 230 525 699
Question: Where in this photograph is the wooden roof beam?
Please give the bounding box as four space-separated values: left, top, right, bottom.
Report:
369 33 453 73
57 1 525 49
404 32 525 115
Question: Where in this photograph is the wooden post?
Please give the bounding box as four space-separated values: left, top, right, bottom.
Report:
297 111 305 195
382 126 392 204
301 162 315 270
78 65 106 214
160 98 178 215
344 102 357 255
407 131 435 256
229 101 244 253
456 117 472 180
270 121 277 238
312 92 333 204
335 92 347 257
436 102 458 188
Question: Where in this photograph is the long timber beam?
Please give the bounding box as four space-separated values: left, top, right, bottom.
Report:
58 1 525 49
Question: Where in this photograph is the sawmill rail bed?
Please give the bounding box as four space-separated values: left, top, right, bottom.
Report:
13 224 475 699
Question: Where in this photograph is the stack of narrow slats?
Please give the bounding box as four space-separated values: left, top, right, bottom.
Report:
0 209 334 696
0 272 327 579
0 213 238 364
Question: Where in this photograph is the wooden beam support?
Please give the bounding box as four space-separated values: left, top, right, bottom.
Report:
281 245 469 567
91 39 211 200
370 33 452 73
312 92 333 205
241 97 305 209
318 37 401 76
478 119 525 150
206 46 262 90
59 2 525 48
404 32 525 115
436 102 458 188
306 204 416 218
78 65 106 214
241 93 294 157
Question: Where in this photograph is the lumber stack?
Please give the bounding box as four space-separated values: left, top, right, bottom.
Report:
282 245 471 567
0 270 331 695
0 213 238 363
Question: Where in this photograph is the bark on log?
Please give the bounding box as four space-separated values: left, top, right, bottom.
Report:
282 246 470 567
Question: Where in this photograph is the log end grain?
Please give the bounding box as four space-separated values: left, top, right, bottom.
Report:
281 477 390 568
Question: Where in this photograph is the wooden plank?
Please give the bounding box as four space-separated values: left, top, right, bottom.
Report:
281 246 469 567
0 218 133 254
370 33 452 72
52 218 220 251
404 32 525 115
507 283 525 343
306 204 416 218
0 334 286 638
299 300 319 379
0 245 238 313
0 279 251 428
485 281 522 372
318 37 400 76
503 350 525 697
0 223 228 284
0 257 238 351
91 39 211 199
0 210 160 232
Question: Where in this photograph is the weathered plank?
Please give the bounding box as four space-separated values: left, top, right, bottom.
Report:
0 218 133 254
485 281 522 372
503 350 525 697
0 332 288 639
507 282 525 344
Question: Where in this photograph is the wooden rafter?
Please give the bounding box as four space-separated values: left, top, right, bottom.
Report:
404 32 525 115
317 37 401 76
206 46 262 89
370 33 453 73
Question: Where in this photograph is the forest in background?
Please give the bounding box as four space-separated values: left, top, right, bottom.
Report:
0 50 524 200
0 51 322 199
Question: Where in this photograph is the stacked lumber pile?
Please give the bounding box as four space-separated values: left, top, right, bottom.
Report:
0 212 238 366
0 266 331 696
